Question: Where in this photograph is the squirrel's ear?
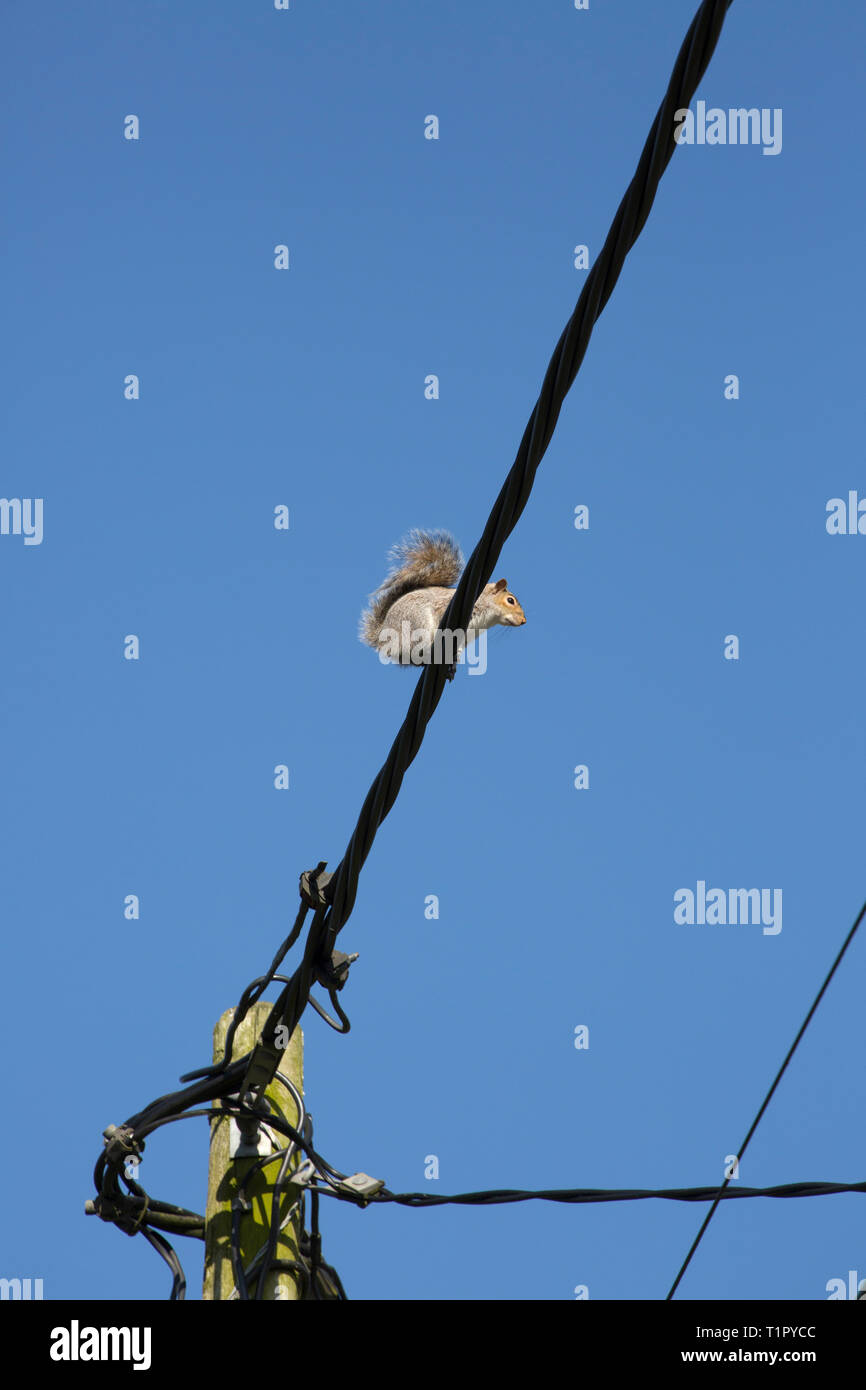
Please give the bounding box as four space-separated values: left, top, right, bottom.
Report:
491 578 507 593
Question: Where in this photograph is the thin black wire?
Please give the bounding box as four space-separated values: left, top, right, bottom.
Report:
252 1075 305 1300
180 905 309 1082
666 898 866 1299
140 1227 187 1301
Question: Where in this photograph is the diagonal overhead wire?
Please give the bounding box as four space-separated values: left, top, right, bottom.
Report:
666 897 866 1298
241 0 740 1075
91 0 744 1298
320 0 737 953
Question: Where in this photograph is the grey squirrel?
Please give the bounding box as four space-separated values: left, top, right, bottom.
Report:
360 529 526 670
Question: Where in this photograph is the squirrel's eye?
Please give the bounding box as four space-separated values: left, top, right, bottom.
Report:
506 596 515 605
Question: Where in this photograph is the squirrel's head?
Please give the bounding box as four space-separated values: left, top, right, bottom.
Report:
483 578 526 627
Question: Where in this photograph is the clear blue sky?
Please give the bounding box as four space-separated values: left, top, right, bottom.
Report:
3 0 864 1302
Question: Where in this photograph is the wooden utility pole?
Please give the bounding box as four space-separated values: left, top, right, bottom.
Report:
203 1003 304 1300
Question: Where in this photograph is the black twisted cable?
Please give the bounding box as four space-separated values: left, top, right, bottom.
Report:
319 0 736 955
250 0 738 1070
91 0 738 1288
337 1179 866 1209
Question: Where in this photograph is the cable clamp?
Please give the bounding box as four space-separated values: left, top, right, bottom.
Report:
300 861 333 910
240 1043 282 1097
102 1124 144 1168
292 1159 330 1190
337 1173 386 1201
315 948 359 993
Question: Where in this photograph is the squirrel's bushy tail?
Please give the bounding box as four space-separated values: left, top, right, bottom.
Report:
359 529 463 648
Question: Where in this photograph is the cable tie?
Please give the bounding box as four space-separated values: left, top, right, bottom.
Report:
128 1192 150 1235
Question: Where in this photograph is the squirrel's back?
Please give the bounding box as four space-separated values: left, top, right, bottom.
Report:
359 529 463 648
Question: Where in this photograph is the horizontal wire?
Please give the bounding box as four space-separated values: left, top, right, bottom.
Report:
314 1178 866 1209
